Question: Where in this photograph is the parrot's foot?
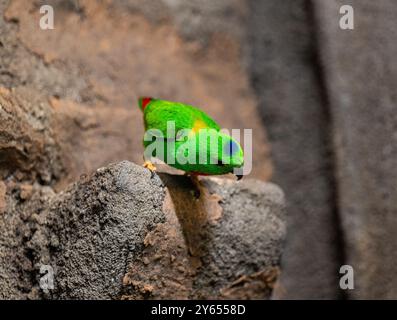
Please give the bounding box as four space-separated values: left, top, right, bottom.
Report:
143 161 157 178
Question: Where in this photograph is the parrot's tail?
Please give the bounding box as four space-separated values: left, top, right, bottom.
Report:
138 97 154 111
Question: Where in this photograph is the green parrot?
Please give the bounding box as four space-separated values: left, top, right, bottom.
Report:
139 97 244 179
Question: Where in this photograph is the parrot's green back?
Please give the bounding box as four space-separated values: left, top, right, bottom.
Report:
139 97 244 175
141 98 220 137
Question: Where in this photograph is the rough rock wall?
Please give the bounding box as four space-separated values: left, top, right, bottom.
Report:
0 0 285 299
2 0 396 300
0 157 286 299
1 0 272 185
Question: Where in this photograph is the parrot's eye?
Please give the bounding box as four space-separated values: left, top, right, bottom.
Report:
224 140 239 156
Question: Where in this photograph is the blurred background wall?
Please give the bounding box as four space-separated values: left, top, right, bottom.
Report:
248 0 397 299
1 0 396 299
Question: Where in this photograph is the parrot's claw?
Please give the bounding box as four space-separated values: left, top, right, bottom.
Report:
143 161 157 178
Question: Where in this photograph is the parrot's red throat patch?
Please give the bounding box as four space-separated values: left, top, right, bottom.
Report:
139 97 153 111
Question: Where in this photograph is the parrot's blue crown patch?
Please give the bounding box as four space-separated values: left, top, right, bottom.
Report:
224 140 239 156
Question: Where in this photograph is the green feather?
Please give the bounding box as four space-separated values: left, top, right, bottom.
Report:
140 98 244 175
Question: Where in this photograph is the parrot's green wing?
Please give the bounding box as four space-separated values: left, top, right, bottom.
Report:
142 98 221 140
